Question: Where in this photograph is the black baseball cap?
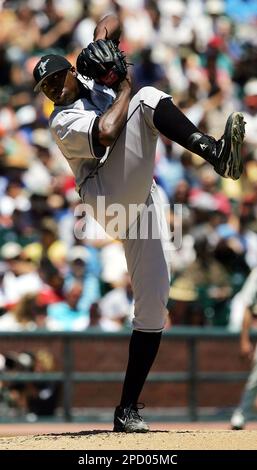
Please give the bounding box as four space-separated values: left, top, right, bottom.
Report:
33 54 72 92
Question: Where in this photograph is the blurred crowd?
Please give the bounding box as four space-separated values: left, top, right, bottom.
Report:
0 0 257 334
0 349 59 419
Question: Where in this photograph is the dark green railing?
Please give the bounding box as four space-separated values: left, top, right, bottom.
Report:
1 327 257 421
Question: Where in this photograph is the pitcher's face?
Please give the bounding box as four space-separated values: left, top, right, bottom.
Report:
41 68 80 105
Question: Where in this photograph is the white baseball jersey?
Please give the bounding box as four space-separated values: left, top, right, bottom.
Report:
50 78 172 332
50 75 115 189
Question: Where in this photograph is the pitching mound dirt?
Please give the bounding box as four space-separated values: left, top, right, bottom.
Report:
0 430 257 450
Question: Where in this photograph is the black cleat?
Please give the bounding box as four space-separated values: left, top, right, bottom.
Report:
187 112 246 180
214 112 246 180
113 404 149 433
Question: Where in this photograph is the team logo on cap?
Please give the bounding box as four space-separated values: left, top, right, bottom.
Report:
37 58 50 77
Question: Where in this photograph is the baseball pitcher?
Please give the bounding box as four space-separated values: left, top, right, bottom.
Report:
33 14 245 432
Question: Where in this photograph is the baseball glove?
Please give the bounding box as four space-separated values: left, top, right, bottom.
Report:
76 39 128 88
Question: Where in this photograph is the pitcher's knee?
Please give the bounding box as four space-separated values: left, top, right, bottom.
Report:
132 290 169 332
133 305 168 332
138 86 167 108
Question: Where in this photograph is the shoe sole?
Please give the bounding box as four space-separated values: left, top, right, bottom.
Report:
113 423 149 433
113 427 149 433
221 112 245 180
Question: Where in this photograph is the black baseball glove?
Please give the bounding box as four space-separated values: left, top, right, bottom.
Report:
76 39 128 88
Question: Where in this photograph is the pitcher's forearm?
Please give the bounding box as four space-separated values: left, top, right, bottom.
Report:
98 85 130 146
